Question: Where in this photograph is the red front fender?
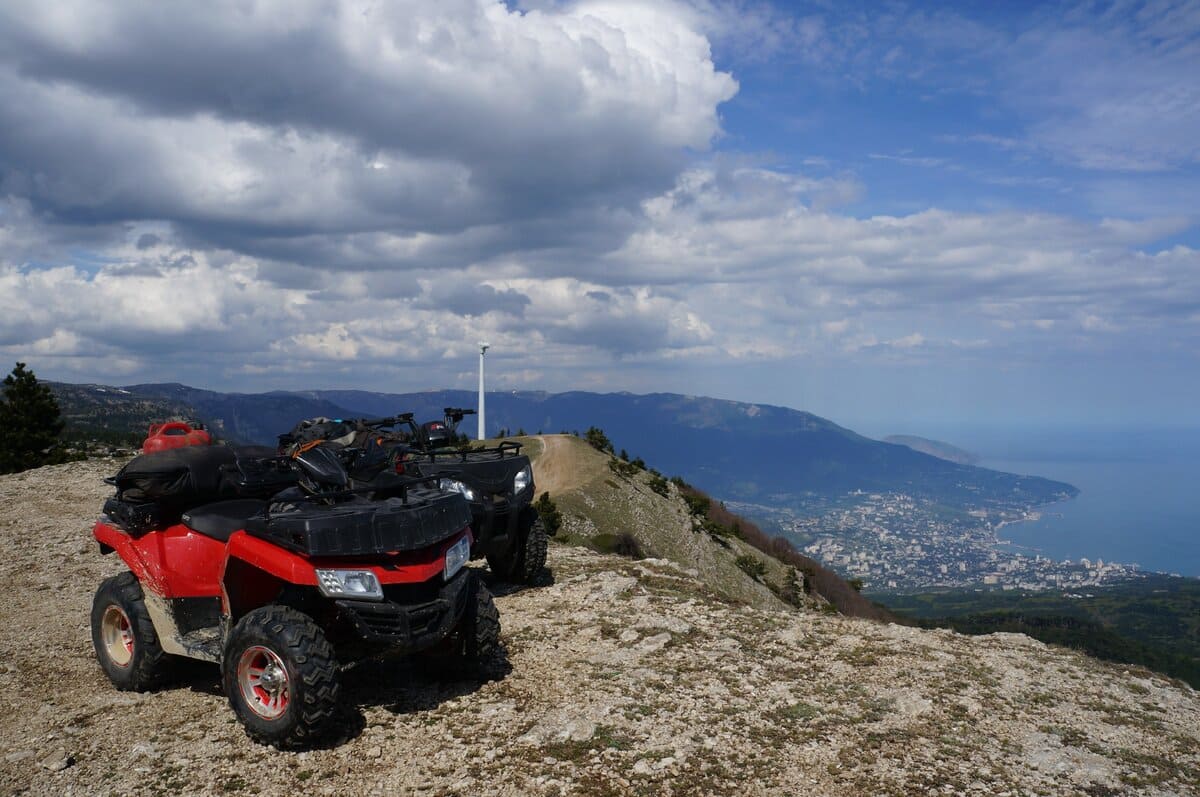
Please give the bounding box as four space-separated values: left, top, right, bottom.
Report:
222 532 319 586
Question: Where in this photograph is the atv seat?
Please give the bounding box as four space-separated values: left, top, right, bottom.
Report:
182 500 267 542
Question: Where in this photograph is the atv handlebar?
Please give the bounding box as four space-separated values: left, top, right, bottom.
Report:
344 407 478 436
355 412 415 429
442 407 476 427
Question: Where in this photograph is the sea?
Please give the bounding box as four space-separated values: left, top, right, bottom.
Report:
968 427 1200 579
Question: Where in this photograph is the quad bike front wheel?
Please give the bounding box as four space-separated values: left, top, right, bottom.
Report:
222 605 340 749
464 578 501 669
445 575 502 677
486 514 549 585
90 572 170 691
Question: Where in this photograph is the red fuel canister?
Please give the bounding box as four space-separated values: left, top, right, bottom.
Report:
142 421 213 453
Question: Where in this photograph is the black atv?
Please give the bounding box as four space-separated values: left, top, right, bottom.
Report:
279 409 550 585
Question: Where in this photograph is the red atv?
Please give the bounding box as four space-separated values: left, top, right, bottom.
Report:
89 441 499 748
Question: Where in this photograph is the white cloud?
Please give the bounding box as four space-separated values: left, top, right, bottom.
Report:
1005 2 1200 172
890 332 925 348
0 1 1197 395
0 0 735 261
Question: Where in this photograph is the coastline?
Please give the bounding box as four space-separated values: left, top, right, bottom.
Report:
986 493 1153 579
993 509 1043 534
987 484 1162 576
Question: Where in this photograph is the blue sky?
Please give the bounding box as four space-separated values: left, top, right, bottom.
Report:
712 1 1200 229
0 0 1197 434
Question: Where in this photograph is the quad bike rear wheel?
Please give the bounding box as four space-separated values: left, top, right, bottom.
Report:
90 572 170 691
222 605 340 749
486 514 548 585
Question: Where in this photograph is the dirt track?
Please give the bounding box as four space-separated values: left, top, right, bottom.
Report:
2 459 1199 796
529 435 591 496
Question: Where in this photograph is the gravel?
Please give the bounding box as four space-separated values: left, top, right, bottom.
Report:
1 459 1197 796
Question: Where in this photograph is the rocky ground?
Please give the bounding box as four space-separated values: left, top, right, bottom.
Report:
1 460 1198 796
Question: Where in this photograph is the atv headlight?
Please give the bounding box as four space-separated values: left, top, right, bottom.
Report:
513 464 532 495
315 569 383 601
438 478 477 502
444 534 471 581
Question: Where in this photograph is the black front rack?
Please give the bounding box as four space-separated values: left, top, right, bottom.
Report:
224 453 447 508
230 454 473 557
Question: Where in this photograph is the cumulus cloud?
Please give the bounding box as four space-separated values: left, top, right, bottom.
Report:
0 0 735 256
0 0 746 385
0 0 1197 395
4 153 1199 385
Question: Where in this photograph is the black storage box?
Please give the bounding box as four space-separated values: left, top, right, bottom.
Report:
248 491 470 557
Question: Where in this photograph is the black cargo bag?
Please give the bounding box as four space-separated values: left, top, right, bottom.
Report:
278 417 360 454
112 446 238 508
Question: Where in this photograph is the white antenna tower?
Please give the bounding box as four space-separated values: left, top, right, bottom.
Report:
477 341 490 440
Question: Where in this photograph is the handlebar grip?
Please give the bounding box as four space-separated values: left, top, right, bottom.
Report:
359 413 415 427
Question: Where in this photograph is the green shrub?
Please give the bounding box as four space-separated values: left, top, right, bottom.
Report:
534 491 562 536
608 457 640 478
591 532 644 560
683 493 710 517
647 475 670 497
736 555 767 582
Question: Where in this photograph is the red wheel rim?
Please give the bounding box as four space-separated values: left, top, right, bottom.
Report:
100 605 134 667
236 646 290 720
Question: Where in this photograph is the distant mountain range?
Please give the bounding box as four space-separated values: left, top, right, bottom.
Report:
49 381 1078 510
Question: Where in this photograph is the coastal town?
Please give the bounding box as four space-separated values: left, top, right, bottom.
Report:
730 492 1145 593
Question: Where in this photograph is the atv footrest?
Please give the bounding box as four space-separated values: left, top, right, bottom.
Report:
335 570 471 653
177 627 223 663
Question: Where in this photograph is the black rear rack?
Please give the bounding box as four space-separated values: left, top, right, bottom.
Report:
419 440 524 462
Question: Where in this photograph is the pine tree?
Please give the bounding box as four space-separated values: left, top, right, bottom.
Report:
781 567 806 607
585 426 613 454
0 362 65 474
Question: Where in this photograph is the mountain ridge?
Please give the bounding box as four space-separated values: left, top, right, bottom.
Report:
48 381 1078 513
883 434 981 466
